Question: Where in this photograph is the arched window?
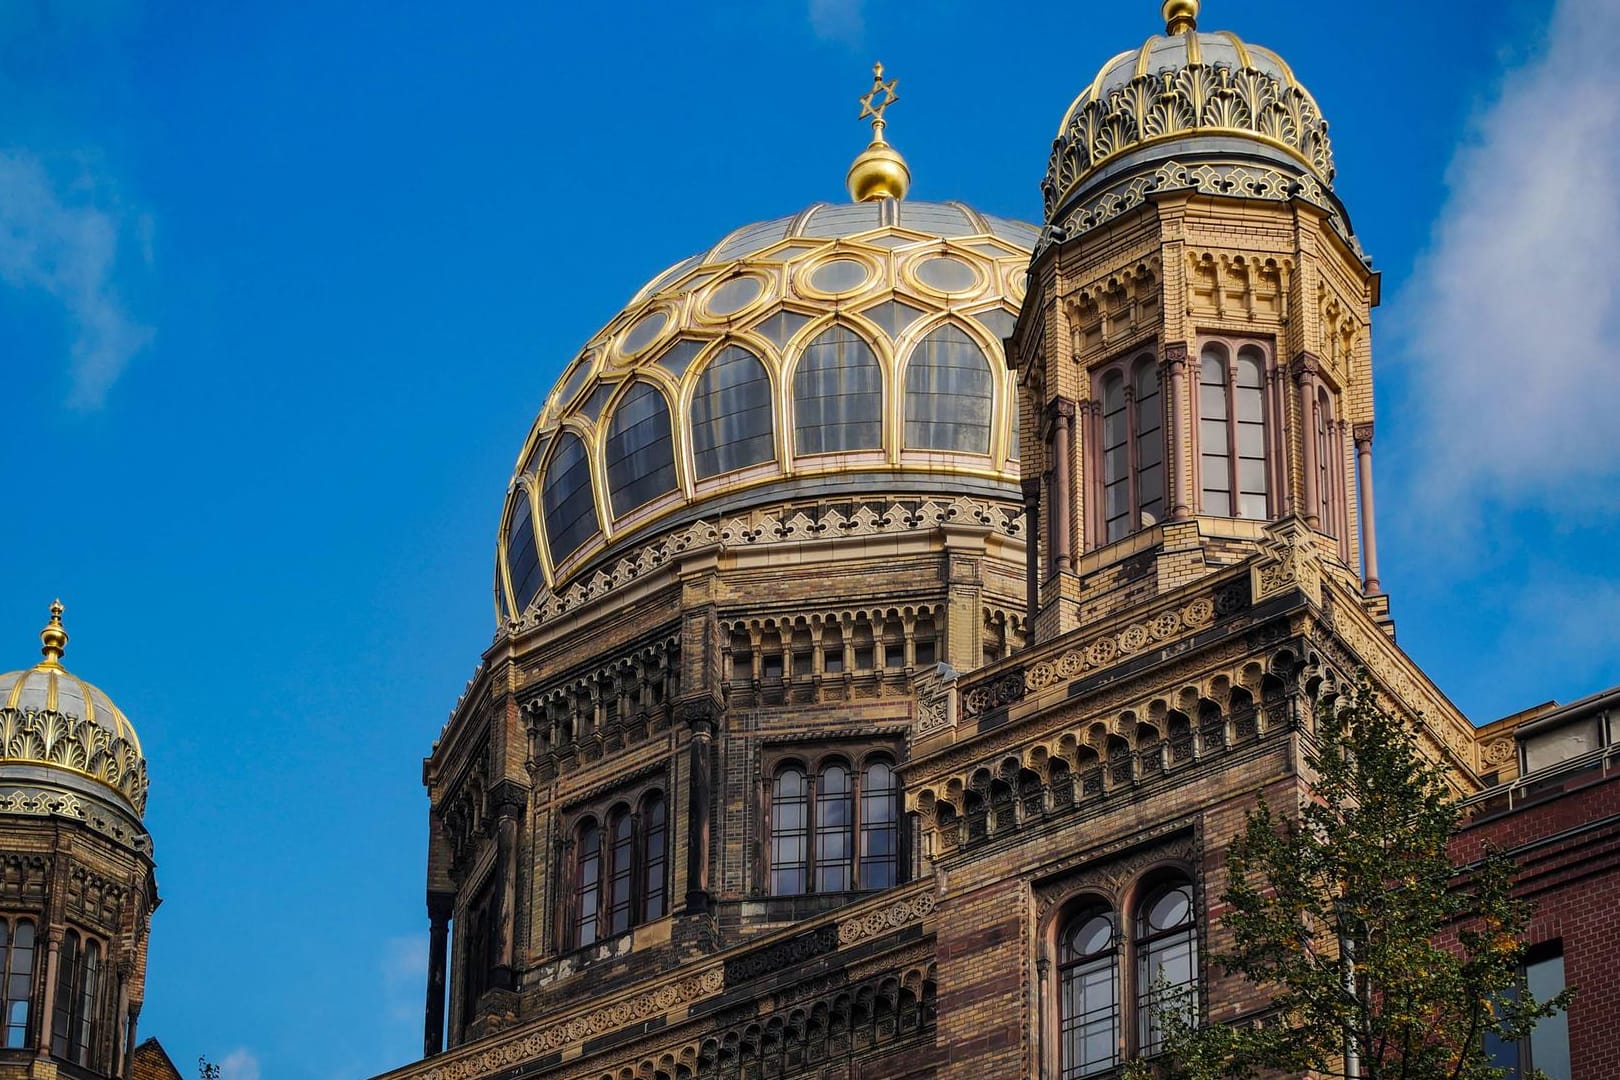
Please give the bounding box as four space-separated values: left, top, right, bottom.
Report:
904 324 992 453
1 918 33 1049
607 807 635 936
575 818 602 948
1059 907 1120 1078
770 753 904 896
641 791 667 921
770 765 810 895
692 345 775 479
541 432 600 566
51 930 102 1068
1097 355 1165 543
1198 344 1269 519
604 381 677 517
859 759 900 890
1135 880 1198 1055
505 490 544 614
814 763 853 892
793 326 882 455
1316 387 1341 538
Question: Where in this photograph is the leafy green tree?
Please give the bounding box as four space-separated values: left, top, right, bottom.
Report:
1129 683 1569 1080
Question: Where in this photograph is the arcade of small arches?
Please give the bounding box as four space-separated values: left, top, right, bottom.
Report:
723 606 944 708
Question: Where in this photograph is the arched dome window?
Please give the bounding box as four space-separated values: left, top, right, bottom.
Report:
541 432 600 566
504 491 544 615
691 345 776 479
605 382 678 517
904 324 993 453
793 326 883 455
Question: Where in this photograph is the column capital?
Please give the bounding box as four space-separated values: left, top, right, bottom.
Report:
1290 351 1322 380
1162 341 1190 373
673 694 721 734
1353 422 1375 445
1021 478 1042 502
1043 396 1077 425
427 890 455 922
487 779 528 821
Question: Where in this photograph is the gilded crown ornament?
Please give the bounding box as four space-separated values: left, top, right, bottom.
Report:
847 62 911 202
39 598 67 668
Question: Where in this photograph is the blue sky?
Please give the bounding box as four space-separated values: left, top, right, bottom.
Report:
1 1 1617 1077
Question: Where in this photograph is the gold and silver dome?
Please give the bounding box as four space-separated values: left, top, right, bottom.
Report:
0 602 148 819
1042 0 1351 248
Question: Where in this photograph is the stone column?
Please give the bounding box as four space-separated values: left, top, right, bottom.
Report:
1354 423 1381 594
489 781 526 991
1048 399 1075 573
1294 354 1322 528
1021 478 1040 627
37 928 61 1054
424 891 454 1057
1165 343 1191 521
680 700 716 913
122 1001 141 1080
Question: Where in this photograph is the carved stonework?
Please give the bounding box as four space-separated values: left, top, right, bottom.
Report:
0 707 148 814
1252 518 1323 603
1032 829 1198 918
837 890 937 945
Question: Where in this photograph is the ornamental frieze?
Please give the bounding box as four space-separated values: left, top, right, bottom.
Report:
0 707 148 814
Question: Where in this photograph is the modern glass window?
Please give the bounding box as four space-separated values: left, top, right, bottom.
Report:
793 326 883 455
1486 944 1570 1080
51 929 101 1068
770 754 901 896
1098 354 1166 543
1059 908 1120 1078
692 345 775 479
604 381 678 517
0 918 33 1049
541 432 600 566
505 490 544 614
1198 345 1269 519
1135 880 1199 1055
904 324 993 453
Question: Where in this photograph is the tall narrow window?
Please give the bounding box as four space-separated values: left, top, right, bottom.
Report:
51 929 101 1066
504 491 544 615
904 324 993 453
814 763 853 892
771 766 810 895
541 433 600 566
1059 908 1120 1078
76 940 99 1067
604 381 678 517
1135 880 1198 1055
607 808 635 936
1199 345 1269 519
1315 388 1337 537
641 792 667 921
1 919 32 1049
1487 944 1571 1080
692 345 775 479
575 819 602 948
859 760 900 890
1098 355 1165 544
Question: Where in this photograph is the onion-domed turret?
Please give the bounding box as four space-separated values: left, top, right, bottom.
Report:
1041 0 1356 250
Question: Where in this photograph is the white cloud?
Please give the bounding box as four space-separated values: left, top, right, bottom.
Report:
1395 0 1620 515
0 149 152 408
808 0 864 46
383 933 428 1023
219 1048 260 1080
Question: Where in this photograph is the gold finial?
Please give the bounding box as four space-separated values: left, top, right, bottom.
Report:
39 599 67 668
847 61 911 202
1162 0 1198 33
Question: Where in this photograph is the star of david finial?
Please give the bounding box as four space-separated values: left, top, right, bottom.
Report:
858 62 900 138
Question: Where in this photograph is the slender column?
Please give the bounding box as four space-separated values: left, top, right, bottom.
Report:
1354 423 1382 594
1048 400 1075 573
423 892 453 1057
1294 354 1322 528
489 781 525 991
1164 343 1191 520
122 1002 141 1080
683 703 715 912
113 968 130 1076
37 928 60 1054
1021 478 1040 625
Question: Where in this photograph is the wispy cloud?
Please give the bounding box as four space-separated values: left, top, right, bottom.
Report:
1395 0 1620 520
219 1048 261 1080
808 0 864 46
0 150 153 408
383 933 428 1023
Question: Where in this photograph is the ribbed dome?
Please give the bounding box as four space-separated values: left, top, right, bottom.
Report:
496 199 1038 625
1042 7 1345 248
0 603 148 817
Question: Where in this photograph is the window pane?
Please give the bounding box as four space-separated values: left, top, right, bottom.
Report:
608 811 634 936
1060 909 1119 1079
605 382 678 517
642 793 667 921
860 761 899 889
772 767 810 895
541 433 600 565
577 821 601 947
794 326 883 454
692 345 776 478
904 325 992 453
815 764 853 892
505 493 544 614
1136 883 1198 1056
1526 953 1570 1080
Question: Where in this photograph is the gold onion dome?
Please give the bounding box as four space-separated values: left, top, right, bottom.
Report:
0 602 148 817
1042 0 1349 248
492 65 1038 629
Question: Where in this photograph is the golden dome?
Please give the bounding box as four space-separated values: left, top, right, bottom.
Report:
0 602 148 817
495 199 1038 627
1042 3 1341 244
